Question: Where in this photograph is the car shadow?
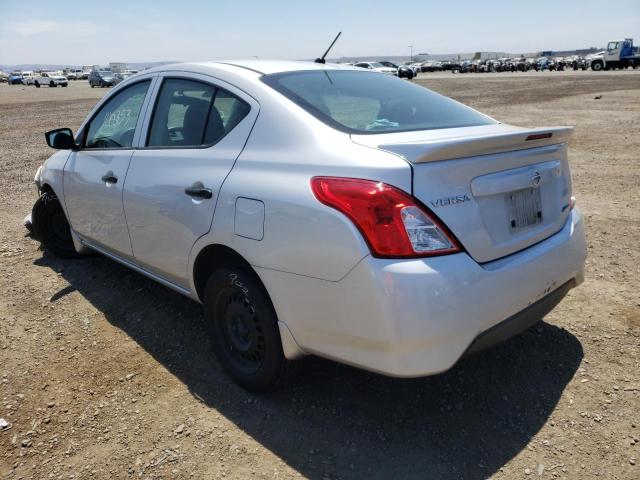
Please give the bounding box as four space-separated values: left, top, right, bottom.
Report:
34 252 583 480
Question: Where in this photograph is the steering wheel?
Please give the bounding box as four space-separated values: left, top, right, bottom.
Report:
168 127 185 143
89 137 122 149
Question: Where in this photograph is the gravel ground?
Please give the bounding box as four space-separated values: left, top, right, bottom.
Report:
0 71 639 479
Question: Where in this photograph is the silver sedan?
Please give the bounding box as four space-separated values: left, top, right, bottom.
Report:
28 60 586 391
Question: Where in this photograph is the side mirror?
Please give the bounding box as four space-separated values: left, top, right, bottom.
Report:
45 128 76 150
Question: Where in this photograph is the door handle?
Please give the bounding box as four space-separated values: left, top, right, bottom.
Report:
185 186 213 199
101 173 118 184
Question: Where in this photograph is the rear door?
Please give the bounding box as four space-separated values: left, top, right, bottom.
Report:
123 73 258 287
63 78 154 256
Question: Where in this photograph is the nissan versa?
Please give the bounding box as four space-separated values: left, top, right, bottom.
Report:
26 61 586 391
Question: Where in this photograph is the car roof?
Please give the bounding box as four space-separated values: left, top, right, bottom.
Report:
144 60 361 78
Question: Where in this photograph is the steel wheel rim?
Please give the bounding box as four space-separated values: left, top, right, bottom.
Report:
218 290 265 374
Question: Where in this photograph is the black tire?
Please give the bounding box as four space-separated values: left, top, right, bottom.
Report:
592 61 603 71
31 191 81 258
204 266 290 392
35 81 40 88
49 81 55 87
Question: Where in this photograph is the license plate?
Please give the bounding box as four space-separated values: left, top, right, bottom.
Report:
507 188 542 232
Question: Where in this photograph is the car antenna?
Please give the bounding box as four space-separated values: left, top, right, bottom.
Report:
315 32 342 64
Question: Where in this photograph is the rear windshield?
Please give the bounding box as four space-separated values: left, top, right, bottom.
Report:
262 70 495 134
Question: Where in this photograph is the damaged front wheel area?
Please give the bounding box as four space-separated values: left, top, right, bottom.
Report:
31 191 82 258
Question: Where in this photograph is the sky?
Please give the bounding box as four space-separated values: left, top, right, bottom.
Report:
0 0 639 65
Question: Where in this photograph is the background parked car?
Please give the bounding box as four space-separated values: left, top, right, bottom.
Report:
8 71 24 85
407 62 422 75
88 70 116 88
379 61 413 79
0 71 7 83
420 61 443 72
354 62 398 75
571 56 588 70
439 60 461 71
512 57 530 72
63 69 84 80
535 56 552 71
113 72 136 85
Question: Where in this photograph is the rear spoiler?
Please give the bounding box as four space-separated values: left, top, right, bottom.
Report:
373 126 574 164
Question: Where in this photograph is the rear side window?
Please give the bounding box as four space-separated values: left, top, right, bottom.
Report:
213 90 251 137
262 70 495 134
147 78 250 148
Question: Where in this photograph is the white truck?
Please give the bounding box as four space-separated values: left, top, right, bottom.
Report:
82 65 96 78
21 71 35 85
587 38 640 71
63 68 84 80
32 72 68 88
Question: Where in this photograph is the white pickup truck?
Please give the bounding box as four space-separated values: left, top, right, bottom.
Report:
21 71 35 85
32 72 68 88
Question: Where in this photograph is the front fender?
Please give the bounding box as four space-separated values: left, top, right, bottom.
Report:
37 150 72 213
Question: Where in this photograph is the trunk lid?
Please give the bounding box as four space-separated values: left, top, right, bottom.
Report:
352 125 574 263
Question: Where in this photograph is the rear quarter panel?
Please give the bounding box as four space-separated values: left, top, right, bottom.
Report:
189 97 413 284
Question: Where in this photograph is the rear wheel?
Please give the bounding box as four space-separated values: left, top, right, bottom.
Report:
31 191 81 258
35 81 40 88
204 266 290 392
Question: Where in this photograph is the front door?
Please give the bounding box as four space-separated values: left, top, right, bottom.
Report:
123 74 257 287
604 41 621 62
63 79 153 256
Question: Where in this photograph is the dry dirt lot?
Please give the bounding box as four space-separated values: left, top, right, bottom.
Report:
0 71 639 480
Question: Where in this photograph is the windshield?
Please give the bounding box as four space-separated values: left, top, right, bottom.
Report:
261 70 495 134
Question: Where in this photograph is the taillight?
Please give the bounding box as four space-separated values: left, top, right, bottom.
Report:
310 177 461 258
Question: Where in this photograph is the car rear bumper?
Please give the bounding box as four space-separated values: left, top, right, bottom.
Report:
259 208 586 377
462 278 575 358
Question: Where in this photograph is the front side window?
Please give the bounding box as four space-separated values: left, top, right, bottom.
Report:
147 78 250 148
85 80 151 148
262 70 496 134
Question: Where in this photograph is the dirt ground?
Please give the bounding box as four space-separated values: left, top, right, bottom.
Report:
0 71 639 480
